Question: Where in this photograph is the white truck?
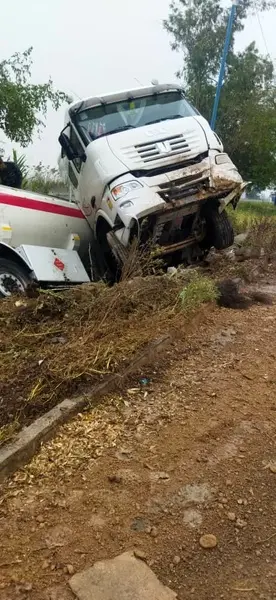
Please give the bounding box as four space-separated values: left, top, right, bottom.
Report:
58 82 245 277
0 82 246 296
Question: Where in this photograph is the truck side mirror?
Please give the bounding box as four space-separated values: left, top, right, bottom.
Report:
58 132 78 161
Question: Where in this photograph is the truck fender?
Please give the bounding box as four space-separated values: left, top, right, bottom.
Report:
95 210 114 238
95 210 137 249
0 243 33 274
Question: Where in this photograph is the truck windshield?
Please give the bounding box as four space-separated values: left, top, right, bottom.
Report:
74 91 198 142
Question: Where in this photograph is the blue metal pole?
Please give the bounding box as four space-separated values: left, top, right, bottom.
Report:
210 0 238 130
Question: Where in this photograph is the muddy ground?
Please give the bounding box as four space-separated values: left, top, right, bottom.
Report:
0 286 276 599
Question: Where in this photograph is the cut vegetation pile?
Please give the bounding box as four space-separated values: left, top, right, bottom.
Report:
0 273 218 445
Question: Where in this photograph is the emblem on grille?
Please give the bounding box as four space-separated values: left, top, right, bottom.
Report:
156 141 171 155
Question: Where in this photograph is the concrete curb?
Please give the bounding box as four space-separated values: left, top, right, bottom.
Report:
0 334 171 482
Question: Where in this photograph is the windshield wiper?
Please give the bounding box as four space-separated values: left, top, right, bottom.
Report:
144 115 183 126
108 125 135 134
94 124 135 140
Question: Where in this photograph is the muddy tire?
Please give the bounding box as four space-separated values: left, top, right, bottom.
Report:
204 209 234 250
0 258 31 298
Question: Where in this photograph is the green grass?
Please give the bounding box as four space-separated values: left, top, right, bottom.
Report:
228 201 276 234
179 272 219 311
238 201 276 217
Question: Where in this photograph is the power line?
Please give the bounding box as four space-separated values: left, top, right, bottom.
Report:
254 4 272 61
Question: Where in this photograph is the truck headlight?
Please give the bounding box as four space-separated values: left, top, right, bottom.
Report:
215 153 232 165
110 180 143 201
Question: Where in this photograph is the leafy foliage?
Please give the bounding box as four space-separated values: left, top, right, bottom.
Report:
0 48 70 146
164 0 276 188
11 149 29 180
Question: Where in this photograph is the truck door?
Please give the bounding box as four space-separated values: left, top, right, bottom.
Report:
66 125 99 223
67 126 84 194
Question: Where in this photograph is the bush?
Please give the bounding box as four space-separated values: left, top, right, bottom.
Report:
25 163 68 196
11 150 69 197
246 218 276 254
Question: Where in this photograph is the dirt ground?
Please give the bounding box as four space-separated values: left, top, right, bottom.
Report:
0 294 276 600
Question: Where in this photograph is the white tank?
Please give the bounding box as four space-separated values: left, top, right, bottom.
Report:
0 185 92 260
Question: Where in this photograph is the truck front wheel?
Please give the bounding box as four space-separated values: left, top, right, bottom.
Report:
204 208 234 250
0 258 31 298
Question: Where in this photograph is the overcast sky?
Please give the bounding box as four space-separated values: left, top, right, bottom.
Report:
1 0 275 167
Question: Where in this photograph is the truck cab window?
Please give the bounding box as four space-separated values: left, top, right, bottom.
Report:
74 91 198 141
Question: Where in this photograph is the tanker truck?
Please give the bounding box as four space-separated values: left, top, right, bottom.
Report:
0 186 92 297
0 82 246 297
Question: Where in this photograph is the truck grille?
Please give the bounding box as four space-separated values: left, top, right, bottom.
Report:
122 132 202 167
136 135 189 163
158 173 209 203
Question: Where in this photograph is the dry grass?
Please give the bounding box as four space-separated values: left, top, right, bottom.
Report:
245 218 276 256
0 271 219 445
120 238 164 281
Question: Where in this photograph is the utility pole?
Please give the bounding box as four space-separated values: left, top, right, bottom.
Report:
210 0 238 130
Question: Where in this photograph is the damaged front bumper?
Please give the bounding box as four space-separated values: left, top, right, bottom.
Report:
114 152 245 227
156 152 245 208
107 151 246 258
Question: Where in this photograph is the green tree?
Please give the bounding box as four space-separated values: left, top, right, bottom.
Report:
164 0 276 188
0 47 69 146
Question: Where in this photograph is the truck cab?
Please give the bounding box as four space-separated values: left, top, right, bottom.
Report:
58 83 245 277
